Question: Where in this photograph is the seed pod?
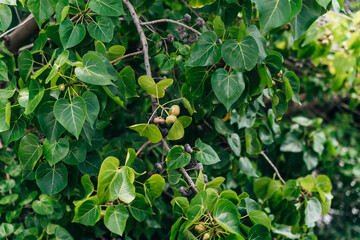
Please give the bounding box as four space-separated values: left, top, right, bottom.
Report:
321 39 329 46
195 163 203 172
59 84 65 91
155 162 163 171
195 17 205 27
169 105 180 116
184 143 193 154
180 31 189 40
182 13 191 23
179 186 190 197
166 115 177 124
166 34 175 44
203 174 208 183
317 35 325 41
154 117 166 124
176 25 186 34
194 224 206 234
203 233 210 240
328 35 334 41
187 33 198 44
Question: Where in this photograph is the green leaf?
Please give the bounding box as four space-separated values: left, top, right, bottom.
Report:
129 193 154 222
248 224 271 240
185 67 208 96
249 210 272 230
166 145 191 170
187 31 221 66
55 0 69 24
289 0 302 18
0 223 13 238
129 124 162 143
254 0 291 34
239 157 258 177
189 0 216 8
167 120 185 141
0 0 16 5
316 0 331 8
125 148 136 167
245 128 261 154
87 16 114 42
59 20 86 49
97 156 120 203
54 96 86 139
0 117 26 146
305 198 322 228
109 166 136 203
27 0 56 27
32 194 54 215
18 50 33 81
221 37 259 72
19 134 43 178
73 197 101 226
37 102 66 143
211 68 245 111
213 199 244 237
178 116 192 128
63 141 86 165
157 54 175 71
25 80 45 114
0 5 11 32
138 76 173 98
144 174 165 204
284 71 300 103
55 226 74 240
283 180 301 199
280 132 305 153
104 205 129 236
0 80 16 100
0 60 8 82
195 139 221 165
36 162 68 195
82 92 100 128
89 0 125 17
43 138 69 166
248 26 268 62
116 66 137 98
0 101 11 133
108 45 125 62
213 16 225 38
303 150 319 171
75 53 113 86
291 0 325 40
272 90 288 120
313 131 326 155
183 191 207 230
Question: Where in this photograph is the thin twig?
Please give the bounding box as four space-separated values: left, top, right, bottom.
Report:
140 19 202 35
179 0 212 31
110 50 143 64
136 141 151 157
0 15 34 39
261 151 286 184
122 0 157 112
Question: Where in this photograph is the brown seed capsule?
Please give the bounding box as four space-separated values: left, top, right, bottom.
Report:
154 117 166 124
317 35 325 41
194 224 206 234
166 115 177 124
187 33 198 44
167 34 175 44
195 17 205 27
182 14 192 23
169 105 180 116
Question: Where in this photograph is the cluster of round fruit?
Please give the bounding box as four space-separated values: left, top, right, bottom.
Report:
317 29 333 46
194 222 225 240
167 14 204 44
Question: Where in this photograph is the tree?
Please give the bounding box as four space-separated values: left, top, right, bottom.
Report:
0 0 358 239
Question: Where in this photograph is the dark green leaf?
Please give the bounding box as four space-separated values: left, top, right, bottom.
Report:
187 31 221 66
36 163 68 195
166 145 191 170
195 139 221 165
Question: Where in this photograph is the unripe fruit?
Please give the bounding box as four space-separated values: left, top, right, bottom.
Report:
59 84 65 91
203 233 210 240
166 115 177 124
194 224 206 234
154 117 166 124
321 39 329 46
169 105 180 116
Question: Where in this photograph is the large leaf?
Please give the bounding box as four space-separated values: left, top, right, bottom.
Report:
0 117 26 146
167 120 185 141
138 76 173 98
109 167 136 204
37 102 66 143
43 138 69 166
213 199 244 237
104 205 129 236
0 5 11 32
55 226 74 240
245 128 262 154
73 197 101 226
187 31 221 66
89 0 125 17
0 101 11 133
97 157 120 204
129 193 154 222
304 198 322 228
249 210 272 230
211 68 245 111
221 37 259 72
0 60 8 82
75 53 113 85
144 174 165 204
129 124 162 143
18 50 33 81
195 139 221 165
116 66 137 98
35 162 68 195
18 134 43 178
27 0 56 26
54 96 86 139
87 16 114 42
189 0 216 8
82 92 100 128
59 20 86 49
25 80 45 114
32 194 54 215
248 224 271 240
254 0 291 34
183 191 207 230
62 141 86 166
166 145 191 170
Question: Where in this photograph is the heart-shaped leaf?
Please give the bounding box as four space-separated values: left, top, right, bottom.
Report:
195 139 221 165
211 68 245 111
187 31 221 66
89 0 125 17
73 197 101 226
109 166 136 203
37 102 66 143
144 174 165 204
43 138 69 166
27 0 55 26
35 162 68 195
63 141 87 165
129 124 162 143
59 20 86 49
54 96 86 139
25 80 45 114
17 50 33 81
166 145 191 170
19 134 43 178
213 199 244 236
104 205 129 236
75 53 113 85
138 76 173 98
0 5 12 32
82 91 100 128
87 16 114 42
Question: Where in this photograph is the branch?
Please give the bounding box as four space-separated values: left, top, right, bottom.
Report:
122 0 157 111
110 50 143 65
135 141 151 158
140 19 202 35
179 0 212 31
261 151 286 184
0 15 35 39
